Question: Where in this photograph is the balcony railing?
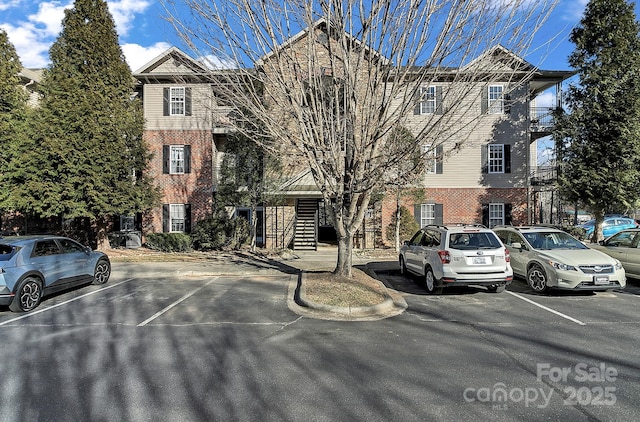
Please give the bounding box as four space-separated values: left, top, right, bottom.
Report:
212 107 235 129
530 107 556 133
530 165 557 186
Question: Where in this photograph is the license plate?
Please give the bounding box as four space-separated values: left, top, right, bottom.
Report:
472 257 487 265
593 276 609 285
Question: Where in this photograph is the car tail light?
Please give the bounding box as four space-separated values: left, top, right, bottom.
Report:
505 249 510 262
438 250 450 264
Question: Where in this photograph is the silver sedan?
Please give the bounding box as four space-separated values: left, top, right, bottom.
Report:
591 229 640 279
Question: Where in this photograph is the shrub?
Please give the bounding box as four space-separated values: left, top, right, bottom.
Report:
190 212 250 250
145 233 192 252
386 206 419 243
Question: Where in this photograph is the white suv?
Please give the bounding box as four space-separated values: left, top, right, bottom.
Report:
493 226 626 293
399 225 513 294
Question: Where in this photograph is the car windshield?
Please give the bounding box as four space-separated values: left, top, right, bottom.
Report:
448 232 502 250
523 232 587 250
0 244 17 261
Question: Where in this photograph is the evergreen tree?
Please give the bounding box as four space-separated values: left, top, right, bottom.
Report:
4 0 160 246
554 0 640 242
0 29 29 218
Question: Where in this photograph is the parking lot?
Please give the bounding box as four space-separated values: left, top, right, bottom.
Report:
0 261 639 421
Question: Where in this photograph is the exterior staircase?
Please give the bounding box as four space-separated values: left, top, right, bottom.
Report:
294 199 318 250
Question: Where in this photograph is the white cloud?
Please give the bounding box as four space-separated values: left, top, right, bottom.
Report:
1 22 52 68
122 41 172 72
27 1 71 37
0 0 22 12
535 92 555 108
2 0 154 68
108 0 151 37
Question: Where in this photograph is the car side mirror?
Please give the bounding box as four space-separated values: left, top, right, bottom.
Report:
511 242 523 250
403 240 409 246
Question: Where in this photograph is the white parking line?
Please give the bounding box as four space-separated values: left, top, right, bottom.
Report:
507 291 586 325
137 277 219 327
0 278 135 326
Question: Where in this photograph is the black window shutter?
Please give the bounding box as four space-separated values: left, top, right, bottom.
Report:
505 203 513 225
185 204 192 233
163 88 170 116
135 212 143 231
435 86 443 115
481 88 488 114
482 204 489 227
414 88 421 115
185 87 192 116
481 144 488 173
184 145 191 174
162 205 169 232
504 144 511 174
414 204 421 226
113 215 121 231
163 145 170 174
436 144 443 174
504 89 511 115
434 204 443 225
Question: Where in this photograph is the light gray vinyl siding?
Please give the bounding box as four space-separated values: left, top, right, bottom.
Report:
403 82 529 188
143 83 214 130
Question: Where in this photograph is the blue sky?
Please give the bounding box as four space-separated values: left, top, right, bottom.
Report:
0 0 624 71
2 1 639 88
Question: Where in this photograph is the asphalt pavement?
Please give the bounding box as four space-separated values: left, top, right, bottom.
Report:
109 247 408 321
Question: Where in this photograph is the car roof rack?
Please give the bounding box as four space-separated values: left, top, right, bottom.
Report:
424 223 487 230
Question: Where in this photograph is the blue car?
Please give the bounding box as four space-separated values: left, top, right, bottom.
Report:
580 217 638 239
0 235 110 312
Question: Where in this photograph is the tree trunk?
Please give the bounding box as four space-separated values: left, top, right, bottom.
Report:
334 233 353 277
250 203 258 252
592 209 605 243
95 217 111 251
394 191 401 252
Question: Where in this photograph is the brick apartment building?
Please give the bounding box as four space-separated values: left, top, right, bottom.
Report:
132 23 573 250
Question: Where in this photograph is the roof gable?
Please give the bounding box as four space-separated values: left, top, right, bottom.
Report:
133 46 209 76
257 18 389 67
463 44 535 73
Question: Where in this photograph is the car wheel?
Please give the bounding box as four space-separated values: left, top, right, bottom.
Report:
527 264 548 293
424 267 443 294
399 256 408 276
9 276 43 313
92 258 111 285
488 285 506 293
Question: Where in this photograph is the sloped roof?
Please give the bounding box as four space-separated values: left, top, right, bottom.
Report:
275 168 321 197
257 18 389 67
132 46 209 77
19 68 44 84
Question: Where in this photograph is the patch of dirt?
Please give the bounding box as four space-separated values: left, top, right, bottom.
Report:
304 268 388 307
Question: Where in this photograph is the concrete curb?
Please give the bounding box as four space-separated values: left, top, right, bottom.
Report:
295 263 407 320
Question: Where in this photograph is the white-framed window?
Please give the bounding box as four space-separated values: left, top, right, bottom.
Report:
421 203 436 227
488 144 504 174
488 85 504 114
170 145 185 174
170 204 186 232
421 144 437 174
420 86 437 114
170 87 186 116
488 203 505 228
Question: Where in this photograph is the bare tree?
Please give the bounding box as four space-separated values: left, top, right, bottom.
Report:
161 0 556 277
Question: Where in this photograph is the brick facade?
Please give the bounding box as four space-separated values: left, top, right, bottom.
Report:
144 130 213 232
381 187 528 241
